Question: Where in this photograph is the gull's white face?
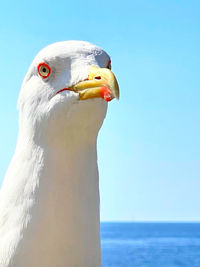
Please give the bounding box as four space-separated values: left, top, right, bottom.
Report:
17 41 118 144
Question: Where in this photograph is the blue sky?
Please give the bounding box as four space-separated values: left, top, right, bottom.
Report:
0 0 199 221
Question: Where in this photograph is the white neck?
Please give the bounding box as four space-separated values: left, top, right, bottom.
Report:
0 122 102 267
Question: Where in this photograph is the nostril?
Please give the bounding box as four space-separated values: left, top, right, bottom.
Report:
94 76 101 80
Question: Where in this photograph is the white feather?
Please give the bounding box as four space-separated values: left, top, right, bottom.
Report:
0 41 110 267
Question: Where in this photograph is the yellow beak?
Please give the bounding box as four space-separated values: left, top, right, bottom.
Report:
70 65 120 102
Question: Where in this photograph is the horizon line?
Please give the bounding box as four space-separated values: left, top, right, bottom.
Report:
100 220 200 223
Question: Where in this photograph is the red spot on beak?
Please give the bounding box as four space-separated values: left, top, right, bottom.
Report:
100 86 114 102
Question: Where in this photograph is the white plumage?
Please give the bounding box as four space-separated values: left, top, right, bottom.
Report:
0 41 119 267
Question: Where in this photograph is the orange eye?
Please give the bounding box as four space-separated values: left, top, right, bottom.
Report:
107 59 111 70
38 63 51 79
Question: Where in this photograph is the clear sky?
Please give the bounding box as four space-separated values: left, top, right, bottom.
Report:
0 0 199 221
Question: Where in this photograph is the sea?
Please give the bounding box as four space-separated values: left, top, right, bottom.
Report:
100 222 200 267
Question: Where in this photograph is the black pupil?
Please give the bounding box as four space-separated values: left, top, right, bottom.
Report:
42 67 47 73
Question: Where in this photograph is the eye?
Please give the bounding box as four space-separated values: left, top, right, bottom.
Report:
38 63 51 79
107 59 111 70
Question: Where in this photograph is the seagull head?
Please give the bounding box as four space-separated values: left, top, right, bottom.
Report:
17 41 119 145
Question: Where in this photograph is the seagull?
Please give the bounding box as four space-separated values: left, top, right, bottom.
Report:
0 41 119 267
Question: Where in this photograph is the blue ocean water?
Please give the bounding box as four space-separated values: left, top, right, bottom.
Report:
101 223 200 267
